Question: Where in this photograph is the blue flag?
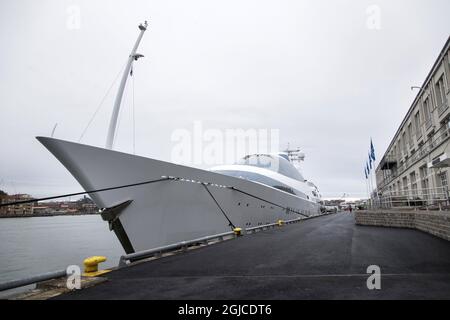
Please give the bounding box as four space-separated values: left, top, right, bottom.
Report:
370 139 376 161
366 161 370 174
368 152 372 170
364 166 368 179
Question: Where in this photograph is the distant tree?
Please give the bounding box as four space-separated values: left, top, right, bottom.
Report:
0 190 7 197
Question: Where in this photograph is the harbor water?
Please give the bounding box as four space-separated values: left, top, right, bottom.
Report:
0 215 124 286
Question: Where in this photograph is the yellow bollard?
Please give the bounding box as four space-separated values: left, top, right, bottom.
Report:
83 256 110 277
277 219 285 226
233 227 242 236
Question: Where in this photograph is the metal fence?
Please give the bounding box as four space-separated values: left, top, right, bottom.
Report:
118 217 307 267
370 186 450 210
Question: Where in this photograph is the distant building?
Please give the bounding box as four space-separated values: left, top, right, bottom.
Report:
32 206 52 214
77 196 98 213
0 194 36 215
37 196 99 215
376 37 450 207
0 191 99 217
81 202 98 213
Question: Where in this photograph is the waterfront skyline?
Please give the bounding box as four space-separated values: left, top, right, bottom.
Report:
1 0 449 198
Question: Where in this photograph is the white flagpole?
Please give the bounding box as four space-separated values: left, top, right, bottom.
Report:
364 165 370 199
365 176 370 200
371 160 377 206
367 172 372 209
370 139 377 196
372 161 377 192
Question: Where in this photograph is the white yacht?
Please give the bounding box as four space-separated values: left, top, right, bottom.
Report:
38 22 323 254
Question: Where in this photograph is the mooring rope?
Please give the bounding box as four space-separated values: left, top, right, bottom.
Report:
0 177 170 208
202 183 236 229
1 175 311 219
164 176 310 218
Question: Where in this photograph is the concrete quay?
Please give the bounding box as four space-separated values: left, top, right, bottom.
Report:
53 212 450 300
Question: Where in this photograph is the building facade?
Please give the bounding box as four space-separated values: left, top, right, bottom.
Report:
0 194 36 216
376 37 450 207
0 194 99 216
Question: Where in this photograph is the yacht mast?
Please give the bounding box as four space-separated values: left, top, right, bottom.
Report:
106 21 148 149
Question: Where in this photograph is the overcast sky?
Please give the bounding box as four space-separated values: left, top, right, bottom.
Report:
0 0 449 199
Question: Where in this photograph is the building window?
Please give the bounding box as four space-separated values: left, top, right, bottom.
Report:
408 123 413 146
435 74 447 113
410 171 417 196
419 166 428 180
402 132 407 154
410 171 416 184
402 176 408 196
420 168 430 199
423 97 433 128
439 171 448 189
414 111 421 139
438 171 449 200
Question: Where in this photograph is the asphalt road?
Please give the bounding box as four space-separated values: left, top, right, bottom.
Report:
56 212 450 299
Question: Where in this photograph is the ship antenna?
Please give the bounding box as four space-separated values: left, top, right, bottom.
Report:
51 123 58 137
284 146 304 163
105 21 148 149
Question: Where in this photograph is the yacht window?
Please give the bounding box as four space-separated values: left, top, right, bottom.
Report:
237 154 304 181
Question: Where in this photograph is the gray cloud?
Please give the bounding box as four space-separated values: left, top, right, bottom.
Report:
1 0 449 198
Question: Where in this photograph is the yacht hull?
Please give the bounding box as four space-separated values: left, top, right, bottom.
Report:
37 137 320 253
